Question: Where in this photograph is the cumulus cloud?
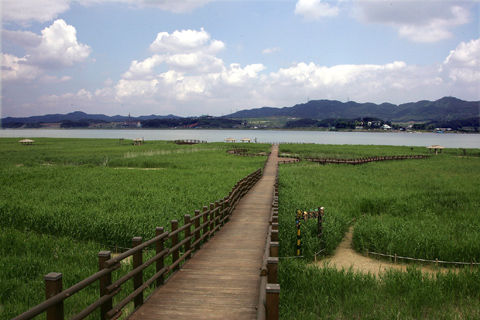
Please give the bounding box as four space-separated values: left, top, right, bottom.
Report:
262 59 447 105
27 19 92 69
295 0 340 20
149 28 224 54
442 38 480 83
111 27 267 114
1 20 91 83
354 1 471 42
122 55 165 80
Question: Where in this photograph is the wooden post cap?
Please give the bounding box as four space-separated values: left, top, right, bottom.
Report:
98 251 111 257
266 283 280 293
267 257 279 264
44 272 63 281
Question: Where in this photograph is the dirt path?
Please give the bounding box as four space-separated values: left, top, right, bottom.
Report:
312 227 455 277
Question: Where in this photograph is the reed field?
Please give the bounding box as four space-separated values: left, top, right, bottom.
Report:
0 138 269 319
278 143 480 319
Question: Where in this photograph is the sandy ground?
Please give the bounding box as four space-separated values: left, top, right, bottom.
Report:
312 227 457 277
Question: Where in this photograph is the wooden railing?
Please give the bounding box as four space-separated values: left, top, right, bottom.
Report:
12 168 263 320
300 155 429 165
174 139 207 144
257 167 280 320
227 149 270 157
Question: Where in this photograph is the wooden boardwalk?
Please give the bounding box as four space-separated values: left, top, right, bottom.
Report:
129 145 279 320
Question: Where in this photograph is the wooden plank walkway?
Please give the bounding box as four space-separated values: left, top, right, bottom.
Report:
128 145 279 320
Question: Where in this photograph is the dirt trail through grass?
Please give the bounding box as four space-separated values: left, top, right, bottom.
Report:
313 227 457 276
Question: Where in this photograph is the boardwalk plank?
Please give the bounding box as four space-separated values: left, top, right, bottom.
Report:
128 145 279 320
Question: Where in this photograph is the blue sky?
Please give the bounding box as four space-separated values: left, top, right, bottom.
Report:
2 0 479 118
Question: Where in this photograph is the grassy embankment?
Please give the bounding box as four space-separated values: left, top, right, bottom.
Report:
0 138 269 319
278 144 480 319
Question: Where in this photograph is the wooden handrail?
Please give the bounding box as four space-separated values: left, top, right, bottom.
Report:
12 263 121 320
13 166 264 320
257 166 280 320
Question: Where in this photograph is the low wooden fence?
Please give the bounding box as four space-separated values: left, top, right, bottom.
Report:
365 250 480 267
174 139 207 144
278 158 300 164
12 168 263 320
257 167 280 320
227 148 270 157
304 155 429 165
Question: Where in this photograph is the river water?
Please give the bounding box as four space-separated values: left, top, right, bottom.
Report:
1 129 478 148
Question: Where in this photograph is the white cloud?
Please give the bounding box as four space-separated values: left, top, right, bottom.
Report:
1 30 42 47
354 1 471 42
1 53 42 83
135 0 212 13
264 60 445 105
122 55 165 80
2 0 71 25
442 38 480 83
1 20 91 84
27 19 92 69
2 0 211 24
295 0 340 20
149 28 222 53
41 75 72 83
166 52 224 73
262 47 281 55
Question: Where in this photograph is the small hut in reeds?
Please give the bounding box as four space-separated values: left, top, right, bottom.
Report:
427 145 445 154
19 139 34 146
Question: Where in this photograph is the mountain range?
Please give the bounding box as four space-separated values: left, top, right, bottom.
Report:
225 97 479 122
1 97 479 125
1 111 179 124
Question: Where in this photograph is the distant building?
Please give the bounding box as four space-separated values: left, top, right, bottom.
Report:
382 124 392 130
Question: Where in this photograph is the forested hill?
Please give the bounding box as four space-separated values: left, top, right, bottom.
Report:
226 97 479 122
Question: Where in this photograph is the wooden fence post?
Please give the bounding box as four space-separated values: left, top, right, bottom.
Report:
222 196 230 224
214 201 220 230
209 203 215 235
98 251 112 320
132 236 143 308
156 227 165 286
270 242 279 258
267 257 278 284
194 210 201 251
44 272 64 320
171 220 180 271
202 206 209 243
318 207 324 239
184 215 191 260
266 283 280 320
271 230 279 242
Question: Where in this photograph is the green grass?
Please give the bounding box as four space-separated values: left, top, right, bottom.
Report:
0 138 269 319
279 259 480 320
278 143 480 319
